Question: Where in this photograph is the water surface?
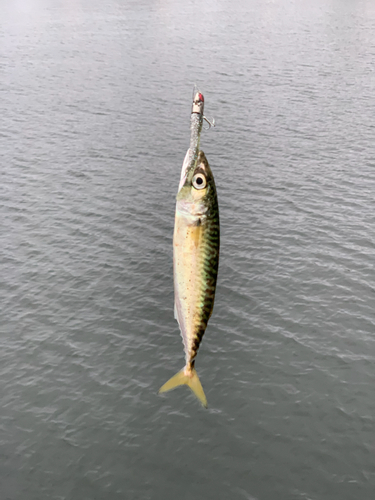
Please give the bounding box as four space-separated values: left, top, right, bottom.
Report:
1 0 375 499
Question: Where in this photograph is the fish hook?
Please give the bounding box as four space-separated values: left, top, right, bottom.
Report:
203 116 215 130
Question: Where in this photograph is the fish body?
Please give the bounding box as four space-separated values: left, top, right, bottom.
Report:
174 151 220 365
159 91 219 407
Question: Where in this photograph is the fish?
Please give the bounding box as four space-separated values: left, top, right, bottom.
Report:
158 91 220 407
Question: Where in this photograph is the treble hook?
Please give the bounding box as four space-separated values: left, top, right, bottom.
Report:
203 116 215 130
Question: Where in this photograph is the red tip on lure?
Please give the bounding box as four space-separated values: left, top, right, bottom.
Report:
192 91 204 114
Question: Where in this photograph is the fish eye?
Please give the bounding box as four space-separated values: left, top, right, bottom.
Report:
192 173 207 190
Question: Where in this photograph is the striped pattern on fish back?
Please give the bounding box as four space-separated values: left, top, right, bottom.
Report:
187 151 220 364
189 198 219 364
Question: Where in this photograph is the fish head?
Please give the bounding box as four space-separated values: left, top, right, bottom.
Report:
176 151 216 217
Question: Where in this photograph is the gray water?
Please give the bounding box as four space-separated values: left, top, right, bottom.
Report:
1 0 375 499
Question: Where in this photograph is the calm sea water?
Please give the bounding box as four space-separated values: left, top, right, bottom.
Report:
1 0 375 499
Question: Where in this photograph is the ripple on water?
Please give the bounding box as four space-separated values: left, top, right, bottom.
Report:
2 0 375 499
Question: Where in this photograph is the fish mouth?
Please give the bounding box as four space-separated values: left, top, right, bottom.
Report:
178 149 192 191
178 149 209 193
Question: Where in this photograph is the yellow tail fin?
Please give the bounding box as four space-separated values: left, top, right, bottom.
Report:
158 367 207 408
